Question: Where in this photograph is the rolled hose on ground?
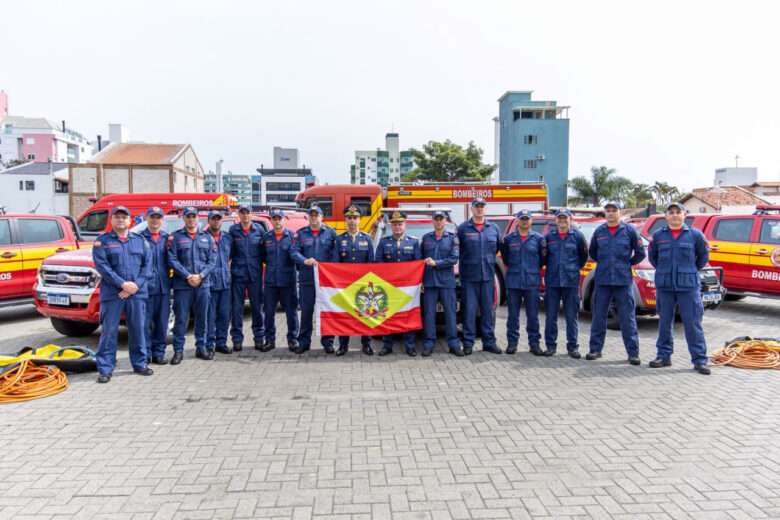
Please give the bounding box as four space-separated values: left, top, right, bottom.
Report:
711 336 780 370
0 359 69 404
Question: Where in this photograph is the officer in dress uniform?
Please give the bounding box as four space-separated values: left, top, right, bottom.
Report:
92 206 153 383
543 209 589 358
500 209 546 355
168 207 217 363
648 202 711 375
457 198 502 355
291 206 339 355
260 209 299 352
375 211 421 356
140 206 172 365
420 210 461 357
336 205 376 356
205 210 233 355
586 201 646 365
228 205 265 351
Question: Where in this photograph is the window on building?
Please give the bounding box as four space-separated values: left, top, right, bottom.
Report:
27 154 35 160
18 218 63 244
266 182 301 192
78 210 108 234
524 135 538 145
524 160 538 169
26 137 35 145
521 111 533 119
25 180 35 191
759 219 780 245
359 159 365 167
713 218 754 242
54 179 68 193
0 219 11 245
18 180 23 191
266 193 297 203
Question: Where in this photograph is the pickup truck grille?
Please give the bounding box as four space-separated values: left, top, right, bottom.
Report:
699 269 722 292
39 265 99 289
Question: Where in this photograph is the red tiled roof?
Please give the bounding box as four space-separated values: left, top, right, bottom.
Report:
681 185 770 208
91 143 187 165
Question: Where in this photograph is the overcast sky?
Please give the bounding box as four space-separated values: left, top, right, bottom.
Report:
2 0 779 190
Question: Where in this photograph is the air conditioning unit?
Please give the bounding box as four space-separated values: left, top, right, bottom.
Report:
536 154 545 161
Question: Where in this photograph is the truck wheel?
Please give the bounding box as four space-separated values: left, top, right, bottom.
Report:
51 318 99 337
724 294 746 302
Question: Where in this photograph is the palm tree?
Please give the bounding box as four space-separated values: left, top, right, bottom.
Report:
624 183 654 208
568 166 633 207
650 181 681 206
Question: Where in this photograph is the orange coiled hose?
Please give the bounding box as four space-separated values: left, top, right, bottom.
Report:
0 360 68 403
711 339 780 370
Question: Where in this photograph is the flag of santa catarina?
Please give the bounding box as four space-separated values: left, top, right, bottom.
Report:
315 261 424 336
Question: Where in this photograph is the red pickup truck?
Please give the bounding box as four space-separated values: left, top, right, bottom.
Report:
33 211 307 337
0 212 83 308
640 205 780 300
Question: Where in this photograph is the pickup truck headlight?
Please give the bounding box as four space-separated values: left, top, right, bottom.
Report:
634 268 656 281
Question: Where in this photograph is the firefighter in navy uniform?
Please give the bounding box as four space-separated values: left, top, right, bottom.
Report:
457 198 501 355
260 209 299 352
291 206 339 355
420 210 461 357
376 211 421 356
648 202 711 375
92 206 153 383
140 206 172 365
586 201 646 365
205 211 233 355
500 209 546 355
168 207 217 363
543 209 589 358
228 205 265 351
335 205 376 356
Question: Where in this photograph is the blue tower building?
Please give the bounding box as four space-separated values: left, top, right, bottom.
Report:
497 91 570 206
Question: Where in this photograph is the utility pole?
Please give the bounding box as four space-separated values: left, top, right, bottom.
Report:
735 155 740 168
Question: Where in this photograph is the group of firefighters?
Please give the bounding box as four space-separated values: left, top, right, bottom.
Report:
91 197 712 383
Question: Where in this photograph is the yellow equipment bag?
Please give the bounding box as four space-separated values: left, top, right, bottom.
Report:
0 344 97 373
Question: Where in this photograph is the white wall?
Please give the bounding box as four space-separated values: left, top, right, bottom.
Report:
133 168 170 192
0 174 63 214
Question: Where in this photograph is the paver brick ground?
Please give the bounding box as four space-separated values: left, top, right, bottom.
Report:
0 298 778 519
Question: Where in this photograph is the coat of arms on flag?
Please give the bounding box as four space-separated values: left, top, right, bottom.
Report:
314 261 424 336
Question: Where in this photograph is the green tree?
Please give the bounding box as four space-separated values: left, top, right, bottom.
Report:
650 181 681 206
567 166 632 206
402 140 495 182
623 183 655 208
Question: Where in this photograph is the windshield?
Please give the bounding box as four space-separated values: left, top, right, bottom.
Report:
575 221 601 243
382 222 457 238
131 218 235 234
492 219 511 236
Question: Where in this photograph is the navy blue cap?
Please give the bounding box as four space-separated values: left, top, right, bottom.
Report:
183 206 198 217
515 209 532 219
556 208 572 218
666 202 685 212
208 210 223 219
111 206 130 216
603 201 620 209
308 206 323 216
146 206 163 218
471 197 487 207
270 209 285 219
432 210 447 219
237 204 250 213
389 210 407 223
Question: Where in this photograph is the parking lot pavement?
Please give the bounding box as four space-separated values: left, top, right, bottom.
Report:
1 299 779 519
